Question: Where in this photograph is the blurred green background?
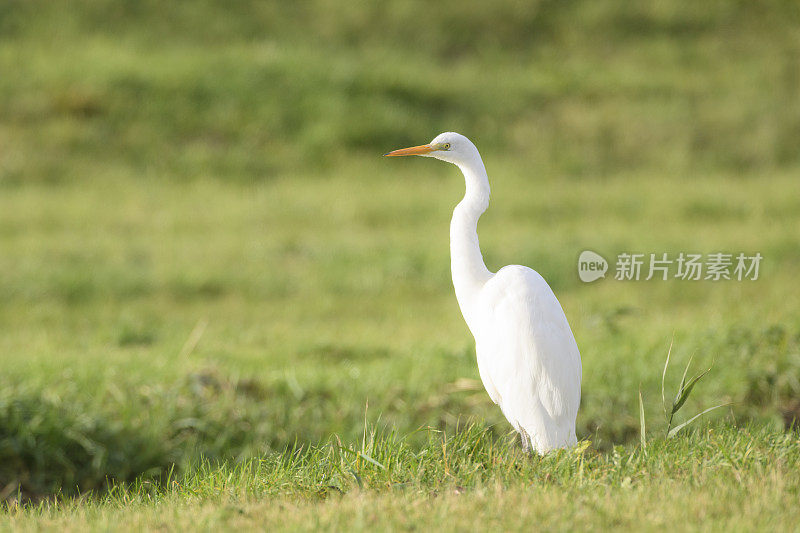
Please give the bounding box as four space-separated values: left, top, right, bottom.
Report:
1 0 799 498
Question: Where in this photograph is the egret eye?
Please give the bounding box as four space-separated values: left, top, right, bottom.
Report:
443 143 451 150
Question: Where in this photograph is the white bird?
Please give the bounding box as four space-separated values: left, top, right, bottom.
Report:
385 132 581 454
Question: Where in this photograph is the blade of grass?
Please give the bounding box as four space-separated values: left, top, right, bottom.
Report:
668 352 695 435
674 352 695 409
667 403 730 438
661 335 674 419
357 452 387 471
177 318 208 359
337 445 387 470
638 387 647 453
672 366 713 414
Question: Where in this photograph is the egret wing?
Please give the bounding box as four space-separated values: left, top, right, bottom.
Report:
476 266 581 445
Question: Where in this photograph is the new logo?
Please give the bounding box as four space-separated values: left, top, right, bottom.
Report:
578 250 608 283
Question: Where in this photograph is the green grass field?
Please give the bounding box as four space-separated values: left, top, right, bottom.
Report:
2 1 800 530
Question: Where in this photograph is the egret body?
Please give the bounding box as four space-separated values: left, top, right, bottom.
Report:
385 132 581 454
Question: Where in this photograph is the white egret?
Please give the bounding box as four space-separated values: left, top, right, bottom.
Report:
385 132 581 454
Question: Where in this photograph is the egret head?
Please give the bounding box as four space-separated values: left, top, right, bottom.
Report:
384 132 479 167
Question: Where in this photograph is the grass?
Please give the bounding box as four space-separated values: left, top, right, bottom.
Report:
5 425 800 530
2 0 800 529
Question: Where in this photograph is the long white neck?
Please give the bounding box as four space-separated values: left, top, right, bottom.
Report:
450 155 493 333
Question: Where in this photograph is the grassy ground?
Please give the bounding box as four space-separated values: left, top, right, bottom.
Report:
6 426 800 531
2 1 800 529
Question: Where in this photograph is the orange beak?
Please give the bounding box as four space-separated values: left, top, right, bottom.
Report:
383 144 434 157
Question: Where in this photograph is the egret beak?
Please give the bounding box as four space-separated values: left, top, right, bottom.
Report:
383 144 434 157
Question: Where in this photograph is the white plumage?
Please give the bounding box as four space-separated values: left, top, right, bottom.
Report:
386 132 581 454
